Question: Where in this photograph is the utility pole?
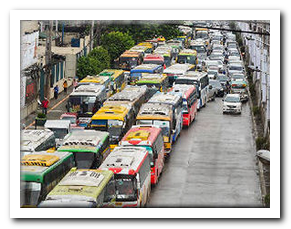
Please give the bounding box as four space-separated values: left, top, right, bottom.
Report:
90 20 94 52
45 20 53 99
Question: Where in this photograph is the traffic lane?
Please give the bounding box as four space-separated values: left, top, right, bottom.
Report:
148 98 262 207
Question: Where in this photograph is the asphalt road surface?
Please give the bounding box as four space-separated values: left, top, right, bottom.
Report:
148 98 262 207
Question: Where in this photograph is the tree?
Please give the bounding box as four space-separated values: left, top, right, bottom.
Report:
101 31 135 64
76 47 110 80
88 46 111 70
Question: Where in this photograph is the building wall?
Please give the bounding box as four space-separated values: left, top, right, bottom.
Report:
237 21 270 137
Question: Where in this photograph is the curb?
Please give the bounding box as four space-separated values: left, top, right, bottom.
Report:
247 80 266 206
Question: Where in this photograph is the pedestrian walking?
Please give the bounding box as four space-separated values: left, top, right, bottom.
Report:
73 78 78 89
53 85 59 99
63 80 68 94
41 97 49 115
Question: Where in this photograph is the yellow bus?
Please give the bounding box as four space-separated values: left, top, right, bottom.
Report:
78 75 111 97
136 102 174 155
38 168 114 208
98 69 126 94
89 103 135 150
130 45 152 56
104 86 148 116
137 42 154 54
116 50 143 71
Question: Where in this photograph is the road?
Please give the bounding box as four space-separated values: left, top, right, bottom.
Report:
148 97 262 207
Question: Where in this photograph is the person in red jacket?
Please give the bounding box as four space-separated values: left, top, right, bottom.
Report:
41 97 49 115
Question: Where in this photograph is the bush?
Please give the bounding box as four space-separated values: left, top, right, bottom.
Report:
252 106 260 116
256 136 270 151
37 112 46 119
264 194 270 207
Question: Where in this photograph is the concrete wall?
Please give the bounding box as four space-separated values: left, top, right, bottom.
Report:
20 100 38 120
65 54 77 79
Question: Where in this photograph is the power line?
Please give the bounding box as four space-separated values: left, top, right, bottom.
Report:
177 24 270 36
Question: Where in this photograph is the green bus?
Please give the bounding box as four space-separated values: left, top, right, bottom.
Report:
20 151 74 207
58 130 110 169
136 73 169 98
38 168 114 208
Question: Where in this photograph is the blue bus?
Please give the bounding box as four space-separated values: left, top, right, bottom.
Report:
129 64 163 85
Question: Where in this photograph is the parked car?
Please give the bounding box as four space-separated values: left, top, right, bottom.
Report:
222 94 242 114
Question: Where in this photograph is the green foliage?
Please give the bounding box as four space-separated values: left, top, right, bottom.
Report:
37 112 46 119
252 106 260 116
256 136 270 151
103 23 184 44
88 46 111 69
101 31 135 63
264 194 270 207
76 47 110 80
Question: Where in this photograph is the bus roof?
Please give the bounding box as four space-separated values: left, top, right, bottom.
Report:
120 50 141 58
137 103 172 121
164 64 194 74
144 54 164 61
131 64 161 71
179 49 197 56
137 42 153 48
148 92 182 105
136 73 167 84
91 104 131 121
98 69 124 80
58 130 109 153
79 75 109 85
171 84 196 98
44 168 114 203
45 120 71 129
99 146 148 175
21 129 54 152
120 126 162 147
20 151 73 183
130 45 148 52
106 86 147 103
184 71 208 79
70 84 105 97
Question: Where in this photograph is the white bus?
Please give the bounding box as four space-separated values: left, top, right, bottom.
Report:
99 146 151 207
174 71 209 110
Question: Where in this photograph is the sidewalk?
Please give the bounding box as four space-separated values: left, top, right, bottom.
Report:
21 85 75 129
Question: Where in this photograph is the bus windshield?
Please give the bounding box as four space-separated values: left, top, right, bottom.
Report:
182 100 188 114
177 55 196 64
175 78 196 85
68 96 100 114
191 45 206 53
196 31 208 39
91 119 124 144
143 60 164 65
136 120 170 137
105 175 137 202
21 181 41 207
120 57 139 69
49 128 68 139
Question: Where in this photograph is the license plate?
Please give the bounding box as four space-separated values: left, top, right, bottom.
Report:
115 202 122 206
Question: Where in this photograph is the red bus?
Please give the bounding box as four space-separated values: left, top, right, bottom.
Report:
143 54 166 69
170 84 198 127
119 125 165 185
